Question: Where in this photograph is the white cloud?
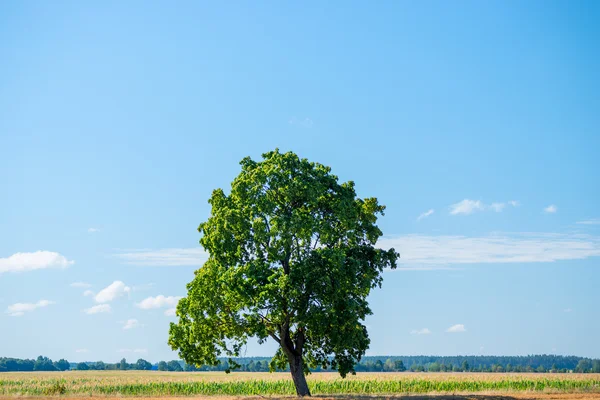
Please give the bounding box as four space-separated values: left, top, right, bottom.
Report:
95 281 131 303
164 308 176 316
84 304 111 314
83 290 94 297
446 324 466 333
88 228 100 233
75 349 88 353
118 348 147 353
564 308 572 313
490 203 506 212
417 209 434 221
136 295 181 310
449 199 520 215
449 199 484 215
114 248 208 266
70 282 91 288
0 251 74 274
6 300 54 317
410 328 431 335
378 232 600 265
544 205 558 213
577 218 600 225
123 319 140 330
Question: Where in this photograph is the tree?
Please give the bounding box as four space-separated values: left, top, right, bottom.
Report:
119 358 128 371
167 360 183 372
76 362 89 371
95 361 106 370
575 360 591 373
394 360 406 372
592 360 600 373
462 360 469 372
34 356 56 371
53 359 70 371
169 150 399 396
136 359 152 370
157 361 168 371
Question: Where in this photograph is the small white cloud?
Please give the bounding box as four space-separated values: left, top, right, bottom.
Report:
84 304 111 314
114 248 208 267
509 200 520 207
577 218 600 225
480 346 484 352
88 228 100 233
83 290 94 297
6 300 54 317
70 282 92 288
118 348 147 353
490 203 506 212
564 308 572 313
95 281 131 303
449 199 484 215
446 324 466 333
123 319 140 330
544 205 558 214
76 349 88 353
417 209 434 221
164 308 176 316
410 328 431 335
136 295 181 310
0 251 74 274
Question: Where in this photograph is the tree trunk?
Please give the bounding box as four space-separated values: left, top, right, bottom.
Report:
289 355 311 396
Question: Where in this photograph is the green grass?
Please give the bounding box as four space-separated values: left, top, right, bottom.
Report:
1 372 599 396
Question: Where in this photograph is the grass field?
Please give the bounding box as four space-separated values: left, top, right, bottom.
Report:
1 371 599 397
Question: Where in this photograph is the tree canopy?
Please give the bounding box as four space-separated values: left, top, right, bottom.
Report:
169 150 398 396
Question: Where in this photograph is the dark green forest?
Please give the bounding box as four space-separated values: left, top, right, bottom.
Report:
2 355 599 373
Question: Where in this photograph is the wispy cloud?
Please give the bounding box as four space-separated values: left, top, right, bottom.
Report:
417 209 434 221
544 205 558 214
136 295 181 310
577 218 600 225
123 319 140 330
446 324 466 333
6 300 55 317
410 328 431 335
288 117 313 128
75 349 88 353
83 290 94 297
164 308 176 316
450 199 484 215
70 282 91 288
88 228 100 233
0 251 74 274
114 248 208 267
95 281 131 303
449 199 519 215
84 304 111 314
378 232 600 265
564 308 572 313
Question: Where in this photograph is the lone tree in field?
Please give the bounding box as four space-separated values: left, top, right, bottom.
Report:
168 150 398 396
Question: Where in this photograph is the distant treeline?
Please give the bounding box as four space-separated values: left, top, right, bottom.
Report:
2 355 599 373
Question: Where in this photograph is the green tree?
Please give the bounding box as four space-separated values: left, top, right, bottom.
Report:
53 359 70 371
135 359 152 370
95 361 106 370
169 150 398 396
461 360 470 372
157 361 168 371
575 360 591 373
592 360 600 373
167 360 183 372
119 358 128 371
34 356 56 371
394 360 406 372
76 362 89 371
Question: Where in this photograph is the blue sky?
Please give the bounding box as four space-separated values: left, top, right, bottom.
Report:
1 1 599 363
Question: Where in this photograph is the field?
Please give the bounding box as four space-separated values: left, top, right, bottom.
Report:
1 371 600 398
